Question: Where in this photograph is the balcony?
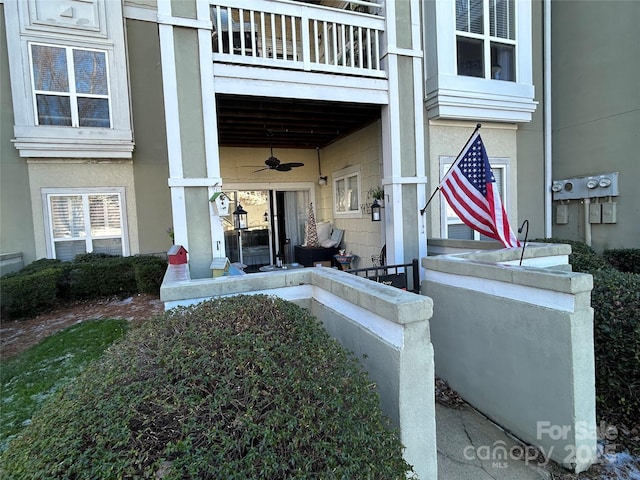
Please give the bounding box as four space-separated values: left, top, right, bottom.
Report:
210 0 386 79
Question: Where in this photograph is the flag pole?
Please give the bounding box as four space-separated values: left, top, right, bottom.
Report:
419 123 482 215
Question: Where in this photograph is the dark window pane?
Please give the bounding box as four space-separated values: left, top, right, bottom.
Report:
31 44 69 92
78 97 110 128
491 42 515 81
55 240 86 262
93 238 123 256
73 49 108 95
448 224 475 240
457 37 484 78
36 94 72 125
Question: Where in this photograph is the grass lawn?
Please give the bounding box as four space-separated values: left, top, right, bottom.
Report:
0 318 129 453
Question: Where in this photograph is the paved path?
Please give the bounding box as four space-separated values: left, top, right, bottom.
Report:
436 403 553 479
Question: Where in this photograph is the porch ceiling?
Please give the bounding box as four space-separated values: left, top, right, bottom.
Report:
215 95 381 149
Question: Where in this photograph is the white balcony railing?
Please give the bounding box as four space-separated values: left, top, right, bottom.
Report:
210 0 386 78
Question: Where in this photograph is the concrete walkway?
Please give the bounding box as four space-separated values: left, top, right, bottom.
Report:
436 403 554 479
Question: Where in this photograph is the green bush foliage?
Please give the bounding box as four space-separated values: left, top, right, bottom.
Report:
0 255 167 320
0 296 415 479
73 252 119 263
0 268 62 319
591 268 640 425
64 256 138 300
132 256 167 294
603 248 640 274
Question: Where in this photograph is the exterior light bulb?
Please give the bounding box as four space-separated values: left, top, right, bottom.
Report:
551 182 563 193
586 178 598 189
599 177 612 188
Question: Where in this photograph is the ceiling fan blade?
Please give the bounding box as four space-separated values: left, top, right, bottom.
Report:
275 164 293 171
279 162 304 168
253 166 270 172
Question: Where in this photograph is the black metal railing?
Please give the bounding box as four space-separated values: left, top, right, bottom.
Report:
345 258 420 294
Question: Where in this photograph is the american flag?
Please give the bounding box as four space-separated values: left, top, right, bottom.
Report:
440 132 521 248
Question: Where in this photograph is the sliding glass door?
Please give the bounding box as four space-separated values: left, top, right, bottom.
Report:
223 189 309 272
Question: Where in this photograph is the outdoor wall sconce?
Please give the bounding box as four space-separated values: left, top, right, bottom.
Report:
371 199 381 222
233 204 248 230
263 211 269 222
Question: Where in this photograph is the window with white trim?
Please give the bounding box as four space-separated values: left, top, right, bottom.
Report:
333 166 362 218
423 0 534 122
440 158 508 239
30 43 111 128
456 0 515 81
3 0 133 158
45 189 128 261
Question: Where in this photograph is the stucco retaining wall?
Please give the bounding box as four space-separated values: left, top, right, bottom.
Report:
0 252 23 276
422 244 596 473
161 266 436 479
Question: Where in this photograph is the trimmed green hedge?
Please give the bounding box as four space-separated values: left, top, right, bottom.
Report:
0 255 167 320
0 268 62 319
603 248 640 274
0 296 415 479
590 269 640 424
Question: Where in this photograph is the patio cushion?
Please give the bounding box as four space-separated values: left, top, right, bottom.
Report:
316 221 332 243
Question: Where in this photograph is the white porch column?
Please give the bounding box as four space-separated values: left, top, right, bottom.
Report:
158 0 224 277
381 0 428 267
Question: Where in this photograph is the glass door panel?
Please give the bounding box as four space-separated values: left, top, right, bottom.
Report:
223 189 310 271
223 190 272 272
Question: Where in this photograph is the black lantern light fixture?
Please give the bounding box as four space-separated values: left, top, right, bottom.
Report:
371 199 382 222
233 204 248 230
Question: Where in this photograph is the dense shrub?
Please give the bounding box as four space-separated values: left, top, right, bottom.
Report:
64 256 138 300
591 268 640 425
73 252 120 263
132 255 167 294
603 248 640 274
0 268 62 319
0 255 167 320
0 295 415 479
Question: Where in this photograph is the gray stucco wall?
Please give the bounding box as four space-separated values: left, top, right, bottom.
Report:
127 19 173 256
423 247 596 473
551 0 640 250
0 6 37 265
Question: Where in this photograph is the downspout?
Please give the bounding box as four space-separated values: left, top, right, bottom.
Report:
584 198 592 246
544 0 553 237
